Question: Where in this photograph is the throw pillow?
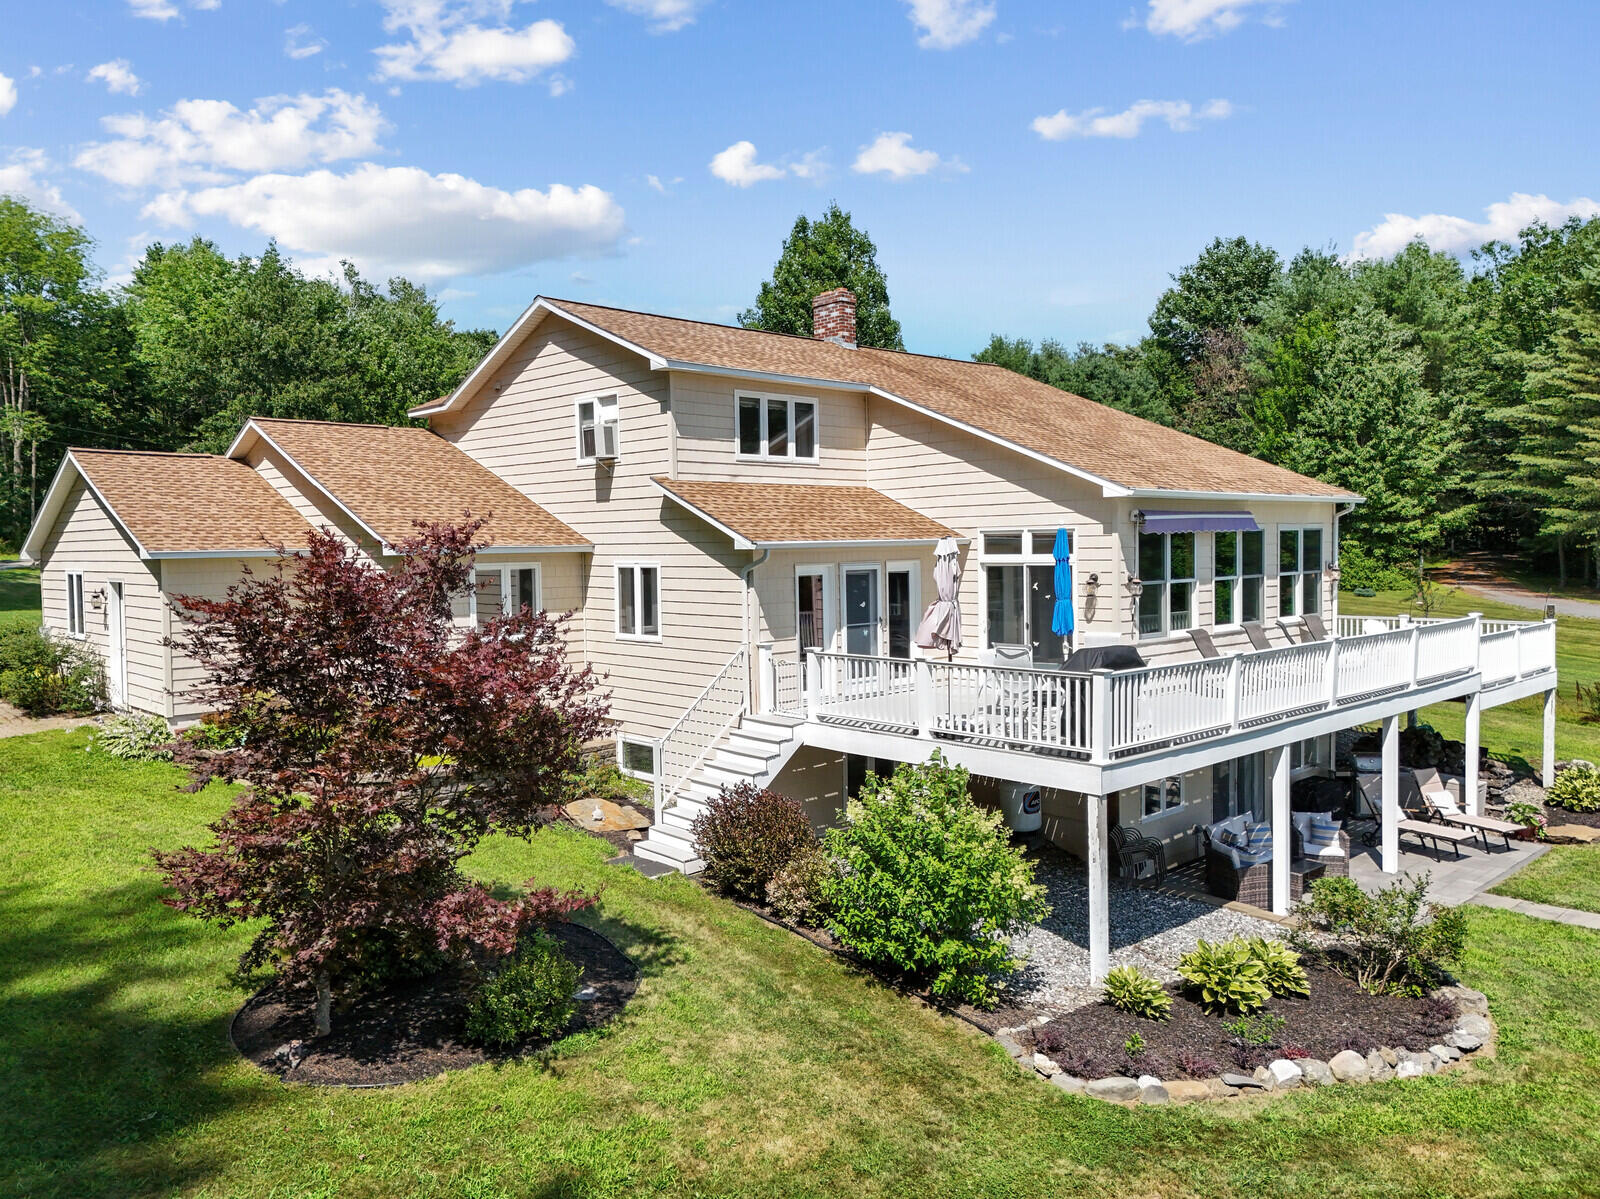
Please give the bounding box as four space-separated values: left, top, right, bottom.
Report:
1214 825 1243 849
1245 820 1273 855
1307 814 1341 851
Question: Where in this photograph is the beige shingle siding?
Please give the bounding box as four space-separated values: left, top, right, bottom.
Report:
671 371 871 484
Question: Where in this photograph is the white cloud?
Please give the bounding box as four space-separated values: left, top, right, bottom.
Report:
145 164 625 281
128 0 216 20
709 140 787 187
904 0 995 48
1138 0 1287 40
1349 192 1600 261
0 149 82 223
75 89 387 188
87 59 142 96
374 1 574 85
1031 98 1232 140
851 131 963 179
602 0 707 33
284 24 327 59
0 72 15 117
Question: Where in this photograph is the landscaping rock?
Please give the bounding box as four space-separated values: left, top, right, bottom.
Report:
1365 1051 1394 1081
1448 1029 1483 1052
1032 1053 1060 1077
1166 1080 1213 1103
1395 1058 1426 1079
995 1033 1024 1059
1221 1072 1265 1090
1378 1046 1399 1066
1086 1076 1142 1102
1435 985 1490 1017
1300 1058 1335 1087
1207 1078 1241 1098
1265 1059 1303 1089
1139 1079 1170 1105
1396 1051 1436 1079
1329 1050 1371 1083
1456 1013 1493 1041
1049 1073 1086 1095
1430 1043 1461 1063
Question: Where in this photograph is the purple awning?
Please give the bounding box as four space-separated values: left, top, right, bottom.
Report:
1137 509 1260 534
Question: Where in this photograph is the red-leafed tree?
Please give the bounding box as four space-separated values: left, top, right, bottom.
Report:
153 519 609 1036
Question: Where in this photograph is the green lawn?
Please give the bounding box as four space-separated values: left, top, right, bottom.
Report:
1 565 40 633
1491 846 1600 914
1341 586 1600 768
5 731 1600 1198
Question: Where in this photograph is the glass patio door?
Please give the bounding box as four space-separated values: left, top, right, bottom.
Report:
842 565 881 657
886 563 917 659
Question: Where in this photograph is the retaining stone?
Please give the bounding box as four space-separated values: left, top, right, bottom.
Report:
1086 1076 1142 1102
1329 1050 1370 1083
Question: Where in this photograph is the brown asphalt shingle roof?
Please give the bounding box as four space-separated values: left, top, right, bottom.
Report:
241 418 589 550
542 300 1354 499
654 477 960 546
71 449 313 554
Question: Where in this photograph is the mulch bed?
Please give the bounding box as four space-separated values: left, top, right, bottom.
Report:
1547 805 1600 830
231 922 638 1087
1027 963 1456 1080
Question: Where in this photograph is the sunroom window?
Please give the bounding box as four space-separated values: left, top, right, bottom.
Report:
1214 530 1264 625
1137 531 1195 638
1278 527 1323 618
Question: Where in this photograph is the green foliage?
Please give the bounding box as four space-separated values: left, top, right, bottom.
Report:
764 844 836 927
1291 874 1467 996
1149 235 1283 365
567 756 650 803
1175 938 1272 1013
1246 937 1310 997
1547 766 1600 812
1101 965 1172 1021
0 625 103 715
740 203 904 349
820 754 1049 1007
1222 1011 1287 1047
178 711 249 752
464 934 580 1048
92 712 174 761
1122 1032 1146 1059
1505 799 1547 838
1576 681 1600 726
693 782 817 904
1335 541 1416 593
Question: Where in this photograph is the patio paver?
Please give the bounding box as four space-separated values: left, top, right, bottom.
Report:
1472 892 1600 929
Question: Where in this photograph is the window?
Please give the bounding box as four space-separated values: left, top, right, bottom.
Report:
1213 530 1264 625
981 529 1071 663
463 564 542 627
1137 530 1195 638
65 572 85 638
1278 527 1324 618
616 563 660 639
1140 776 1183 820
1290 736 1326 775
575 394 619 462
735 392 818 461
618 736 657 780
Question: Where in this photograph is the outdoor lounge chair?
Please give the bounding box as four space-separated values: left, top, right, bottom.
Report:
1242 621 1274 652
1303 613 1329 641
1189 627 1222 659
1110 823 1167 883
1354 771 1480 859
1413 767 1520 850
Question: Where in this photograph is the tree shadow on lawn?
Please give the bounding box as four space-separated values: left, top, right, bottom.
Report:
0 879 270 1197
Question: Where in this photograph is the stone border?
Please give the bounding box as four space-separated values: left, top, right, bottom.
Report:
996 983 1496 1105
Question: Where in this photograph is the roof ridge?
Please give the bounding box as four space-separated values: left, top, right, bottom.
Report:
72 447 228 459
250 415 409 431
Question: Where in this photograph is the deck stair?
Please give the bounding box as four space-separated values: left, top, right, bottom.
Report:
632 711 806 873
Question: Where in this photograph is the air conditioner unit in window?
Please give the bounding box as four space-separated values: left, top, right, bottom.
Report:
594 418 619 462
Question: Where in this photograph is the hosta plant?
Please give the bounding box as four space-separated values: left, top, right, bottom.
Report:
1176 937 1271 1013
1547 766 1600 813
1101 965 1172 1020
1246 937 1310 997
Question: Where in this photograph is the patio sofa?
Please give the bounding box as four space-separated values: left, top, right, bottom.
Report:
1202 812 1349 906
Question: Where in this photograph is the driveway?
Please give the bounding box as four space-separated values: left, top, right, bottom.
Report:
1434 556 1600 619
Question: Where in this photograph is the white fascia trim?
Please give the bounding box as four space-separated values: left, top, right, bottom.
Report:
148 548 289 560
650 478 756 550
20 454 90 562
412 299 668 419
472 543 593 555
236 422 394 553
753 537 966 549
24 452 154 562
1125 488 1365 504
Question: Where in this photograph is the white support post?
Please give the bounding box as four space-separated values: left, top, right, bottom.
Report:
1268 744 1291 915
1087 792 1110 985
1464 691 1482 816
1226 652 1243 732
805 653 822 721
1381 713 1400 874
1543 687 1558 788
757 642 776 715
1324 638 1339 709
1090 669 1114 764
914 658 935 739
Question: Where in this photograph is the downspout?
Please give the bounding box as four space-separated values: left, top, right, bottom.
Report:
1332 502 1355 625
741 547 770 709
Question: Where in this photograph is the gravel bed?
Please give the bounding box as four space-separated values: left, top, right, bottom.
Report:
1006 855 1283 1012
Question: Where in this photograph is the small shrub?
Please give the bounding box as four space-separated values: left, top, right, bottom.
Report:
1505 799 1548 839
1291 874 1467 996
180 712 248 752
464 935 581 1048
1334 1031 1373 1055
1411 993 1459 1042
1246 937 1309 998
1123 1032 1146 1059
1053 1046 1117 1079
694 782 816 903
821 754 1049 1007
764 845 836 926
1174 1048 1220 1078
1280 1044 1313 1061
1227 1041 1275 1071
94 712 175 761
1222 1011 1287 1047
568 756 651 803
1032 1023 1070 1058
1547 766 1600 813
1101 965 1172 1021
0 626 103 715
1176 937 1271 1013
1577 681 1600 726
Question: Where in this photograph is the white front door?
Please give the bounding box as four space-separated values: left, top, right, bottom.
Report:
841 565 882 657
106 580 126 708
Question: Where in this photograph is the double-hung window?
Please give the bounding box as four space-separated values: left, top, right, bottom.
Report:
65 571 85 638
1213 530 1264 625
1137 530 1196 638
736 392 818 461
1140 776 1183 820
981 529 1071 663
1277 527 1324 618
616 563 661 639
576 394 619 463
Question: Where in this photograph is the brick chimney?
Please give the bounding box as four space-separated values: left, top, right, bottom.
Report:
811 287 857 348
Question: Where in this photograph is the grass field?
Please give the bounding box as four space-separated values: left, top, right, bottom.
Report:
1 566 40 633
1340 586 1600 768
4 729 1600 1199
1491 846 1600 914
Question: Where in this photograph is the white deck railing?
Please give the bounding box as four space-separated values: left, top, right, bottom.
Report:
803 613 1557 764
655 646 747 817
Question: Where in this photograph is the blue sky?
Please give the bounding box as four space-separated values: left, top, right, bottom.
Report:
3 1 1598 356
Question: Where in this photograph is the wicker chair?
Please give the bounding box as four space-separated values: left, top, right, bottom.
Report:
1290 817 1351 879
1110 823 1167 883
1202 823 1272 906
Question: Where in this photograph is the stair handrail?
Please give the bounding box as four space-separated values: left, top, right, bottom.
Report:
654 646 749 820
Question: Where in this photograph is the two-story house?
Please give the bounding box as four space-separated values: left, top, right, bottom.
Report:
23 288 1559 981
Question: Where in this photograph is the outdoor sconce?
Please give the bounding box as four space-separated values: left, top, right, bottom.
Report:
1084 572 1099 589
1128 577 1144 600
1326 560 1341 584
89 587 106 611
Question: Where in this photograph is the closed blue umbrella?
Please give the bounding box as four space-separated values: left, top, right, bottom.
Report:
1051 528 1075 638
